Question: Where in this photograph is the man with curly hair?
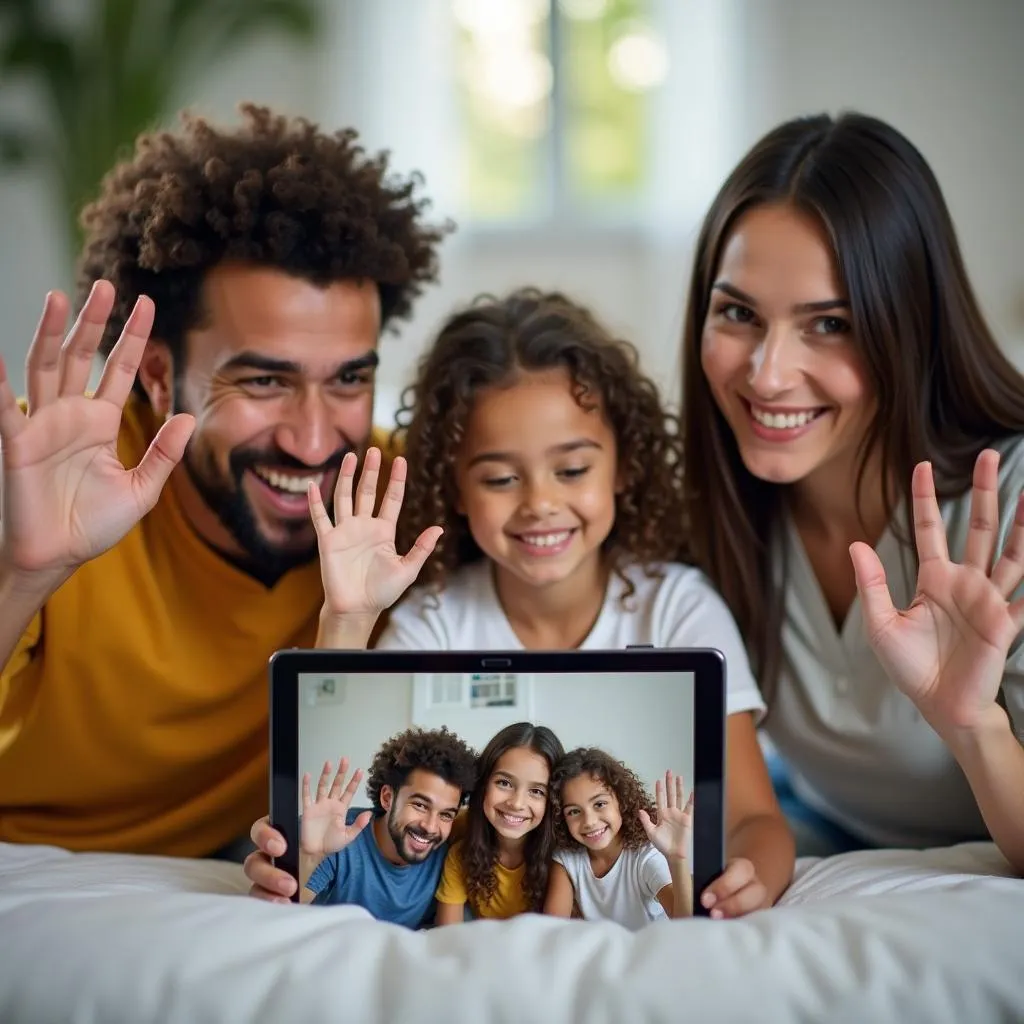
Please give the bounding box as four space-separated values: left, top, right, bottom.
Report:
0 104 449 859
292 727 477 927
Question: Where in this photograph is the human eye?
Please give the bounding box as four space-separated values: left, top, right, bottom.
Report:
239 375 287 393
336 367 375 389
810 315 852 337
716 301 757 325
482 474 516 489
557 465 590 481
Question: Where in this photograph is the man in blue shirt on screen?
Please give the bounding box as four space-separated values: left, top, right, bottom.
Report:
295 726 477 928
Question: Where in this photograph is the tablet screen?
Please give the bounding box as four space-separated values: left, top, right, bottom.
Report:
292 666 700 925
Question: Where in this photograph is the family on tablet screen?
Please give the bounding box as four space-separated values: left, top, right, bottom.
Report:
291 722 695 931
2 101 1023 923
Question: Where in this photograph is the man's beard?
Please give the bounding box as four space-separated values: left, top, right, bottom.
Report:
181 442 349 582
387 804 441 864
171 377 355 582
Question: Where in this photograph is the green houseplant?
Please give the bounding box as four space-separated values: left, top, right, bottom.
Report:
0 0 320 257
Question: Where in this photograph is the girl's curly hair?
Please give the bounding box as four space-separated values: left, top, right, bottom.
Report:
459 722 564 915
550 747 655 851
393 288 687 601
77 102 452 398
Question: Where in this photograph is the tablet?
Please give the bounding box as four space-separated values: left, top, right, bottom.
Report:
269 647 726 916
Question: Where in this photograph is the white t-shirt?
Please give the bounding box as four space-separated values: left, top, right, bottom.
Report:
551 843 671 931
376 560 766 719
768 434 1024 849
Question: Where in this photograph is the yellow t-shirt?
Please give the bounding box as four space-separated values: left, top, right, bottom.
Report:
0 396 395 857
435 839 530 920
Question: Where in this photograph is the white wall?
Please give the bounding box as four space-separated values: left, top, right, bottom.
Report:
297 670 695 808
731 0 1024 365
1 0 1021 416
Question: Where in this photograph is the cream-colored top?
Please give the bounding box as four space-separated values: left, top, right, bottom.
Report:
767 436 1024 849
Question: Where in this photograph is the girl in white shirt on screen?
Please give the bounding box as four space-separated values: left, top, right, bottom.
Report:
544 748 694 930
305 287 794 918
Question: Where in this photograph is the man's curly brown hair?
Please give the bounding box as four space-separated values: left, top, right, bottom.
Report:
76 102 451 397
550 747 656 851
364 726 477 818
393 288 687 602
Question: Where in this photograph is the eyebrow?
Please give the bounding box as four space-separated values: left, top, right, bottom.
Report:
561 790 605 810
219 349 380 376
712 281 849 314
407 791 461 815
467 438 602 469
494 770 548 790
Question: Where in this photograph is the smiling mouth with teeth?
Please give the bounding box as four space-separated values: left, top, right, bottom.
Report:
581 826 609 840
498 811 529 827
252 467 325 495
514 529 575 548
748 404 826 430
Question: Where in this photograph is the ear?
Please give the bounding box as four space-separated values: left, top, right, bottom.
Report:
137 340 175 419
379 784 394 813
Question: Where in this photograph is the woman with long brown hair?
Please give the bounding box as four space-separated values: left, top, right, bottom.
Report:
680 111 1024 872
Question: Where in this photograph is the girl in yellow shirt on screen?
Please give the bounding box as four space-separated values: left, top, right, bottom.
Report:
433 722 564 923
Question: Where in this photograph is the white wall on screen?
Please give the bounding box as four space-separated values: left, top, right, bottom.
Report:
297 670 695 809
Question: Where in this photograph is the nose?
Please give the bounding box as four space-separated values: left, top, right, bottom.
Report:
505 789 527 812
747 323 802 397
520 475 559 519
273 391 341 467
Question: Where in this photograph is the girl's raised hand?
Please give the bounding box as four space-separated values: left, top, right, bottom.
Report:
639 770 693 861
850 450 1024 739
309 447 443 619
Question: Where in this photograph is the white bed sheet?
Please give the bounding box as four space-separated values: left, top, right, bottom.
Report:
0 840 1022 1023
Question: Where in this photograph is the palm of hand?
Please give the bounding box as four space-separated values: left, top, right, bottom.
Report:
3 399 145 572
310 449 442 620
300 798 358 859
869 559 1014 731
647 807 693 861
319 515 418 616
852 452 1024 736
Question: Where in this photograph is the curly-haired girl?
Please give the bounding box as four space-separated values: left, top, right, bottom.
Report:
304 287 794 918
545 748 694 929
433 722 564 923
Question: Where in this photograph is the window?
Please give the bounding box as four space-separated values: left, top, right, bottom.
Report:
452 0 668 224
468 672 519 709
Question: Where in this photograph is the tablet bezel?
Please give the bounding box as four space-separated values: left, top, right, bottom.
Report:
269 647 726 915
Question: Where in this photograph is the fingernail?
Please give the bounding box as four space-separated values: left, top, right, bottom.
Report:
269 839 285 855
710 909 723 920
277 878 293 894
702 892 716 907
